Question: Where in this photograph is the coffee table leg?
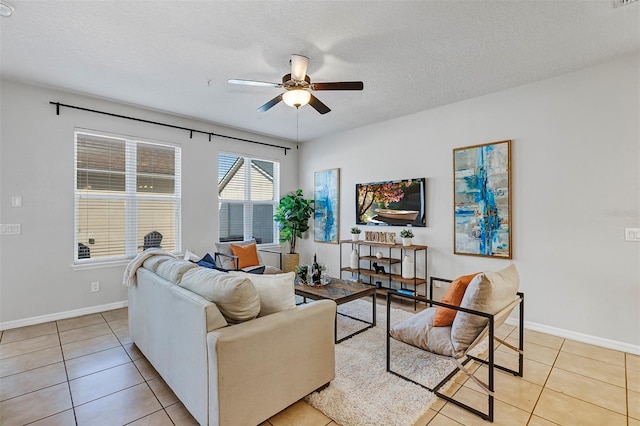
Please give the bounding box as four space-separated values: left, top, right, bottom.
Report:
372 292 377 327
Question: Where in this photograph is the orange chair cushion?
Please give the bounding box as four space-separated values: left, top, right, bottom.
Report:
433 273 479 327
230 242 261 269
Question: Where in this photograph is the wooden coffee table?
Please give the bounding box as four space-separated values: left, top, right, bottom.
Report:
295 277 376 343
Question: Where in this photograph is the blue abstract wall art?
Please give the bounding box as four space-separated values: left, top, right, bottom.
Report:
454 140 512 258
314 168 340 244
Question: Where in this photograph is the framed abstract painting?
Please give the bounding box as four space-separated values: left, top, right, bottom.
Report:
314 168 340 243
453 140 512 258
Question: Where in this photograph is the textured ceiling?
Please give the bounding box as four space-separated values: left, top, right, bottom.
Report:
1 1 638 142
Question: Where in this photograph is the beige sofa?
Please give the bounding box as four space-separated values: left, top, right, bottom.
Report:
128 255 336 426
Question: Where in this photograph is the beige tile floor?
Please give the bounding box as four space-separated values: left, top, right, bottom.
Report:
0 300 638 426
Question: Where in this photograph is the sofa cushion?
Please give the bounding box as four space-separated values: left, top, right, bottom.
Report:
179 268 260 323
433 272 479 327
142 255 174 272
451 264 520 353
231 242 260 268
156 259 199 284
389 307 455 356
230 271 296 317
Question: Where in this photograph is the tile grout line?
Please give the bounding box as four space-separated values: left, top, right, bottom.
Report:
103 310 179 426
526 334 563 425
530 338 631 424
624 353 629 423
56 317 80 426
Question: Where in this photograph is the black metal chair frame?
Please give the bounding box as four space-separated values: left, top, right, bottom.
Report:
386 283 524 423
214 248 283 271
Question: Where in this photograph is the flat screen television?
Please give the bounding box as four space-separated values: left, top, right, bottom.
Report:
356 177 426 227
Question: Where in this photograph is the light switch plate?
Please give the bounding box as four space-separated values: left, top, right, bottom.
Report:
0 224 21 235
625 228 640 242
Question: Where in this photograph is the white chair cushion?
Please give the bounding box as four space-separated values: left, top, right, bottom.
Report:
451 264 520 353
215 239 262 270
389 307 456 356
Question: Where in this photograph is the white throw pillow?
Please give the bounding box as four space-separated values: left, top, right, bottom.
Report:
180 268 260 324
230 271 296 317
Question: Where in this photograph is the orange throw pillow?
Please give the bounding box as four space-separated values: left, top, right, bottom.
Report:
432 273 479 327
230 243 260 269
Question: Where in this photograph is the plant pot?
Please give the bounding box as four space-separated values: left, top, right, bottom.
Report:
402 237 412 247
351 233 360 241
282 253 300 273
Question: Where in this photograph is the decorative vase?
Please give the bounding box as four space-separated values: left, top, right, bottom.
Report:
351 233 360 241
350 249 359 270
282 253 299 273
375 251 383 259
402 255 414 279
402 237 412 247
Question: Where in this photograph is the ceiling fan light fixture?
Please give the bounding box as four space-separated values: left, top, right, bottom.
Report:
0 1 14 17
282 89 311 108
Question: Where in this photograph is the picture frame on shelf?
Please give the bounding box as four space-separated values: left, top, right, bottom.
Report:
453 139 512 258
314 168 340 244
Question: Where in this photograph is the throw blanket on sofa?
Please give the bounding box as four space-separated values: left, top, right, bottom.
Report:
123 249 176 287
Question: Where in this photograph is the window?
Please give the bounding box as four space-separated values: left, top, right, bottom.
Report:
218 153 279 245
75 130 181 263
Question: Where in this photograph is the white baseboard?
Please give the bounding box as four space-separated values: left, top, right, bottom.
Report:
0 300 128 331
506 317 640 356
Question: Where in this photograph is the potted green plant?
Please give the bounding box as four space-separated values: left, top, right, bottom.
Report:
350 226 362 241
274 189 314 272
400 228 414 246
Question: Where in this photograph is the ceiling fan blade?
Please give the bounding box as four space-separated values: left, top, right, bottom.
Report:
312 81 364 91
228 79 281 88
308 94 331 114
257 94 283 112
290 54 309 82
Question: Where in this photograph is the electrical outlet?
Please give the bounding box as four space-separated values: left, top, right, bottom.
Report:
91 281 100 292
625 228 640 242
435 282 442 288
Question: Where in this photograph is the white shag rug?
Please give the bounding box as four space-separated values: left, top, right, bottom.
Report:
304 299 460 426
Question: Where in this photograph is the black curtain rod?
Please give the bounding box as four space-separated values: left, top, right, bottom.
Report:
49 101 291 155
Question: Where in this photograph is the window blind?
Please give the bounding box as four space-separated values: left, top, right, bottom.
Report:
75 131 181 263
218 153 279 245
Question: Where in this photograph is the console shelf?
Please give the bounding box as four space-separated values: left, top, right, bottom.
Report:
339 240 428 305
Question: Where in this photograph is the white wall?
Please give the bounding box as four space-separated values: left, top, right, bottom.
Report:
298 53 640 349
0 80 297 326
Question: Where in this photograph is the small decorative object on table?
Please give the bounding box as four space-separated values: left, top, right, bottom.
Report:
375 251 383 259
400 229 414 246
295 264 309 285
312 253 322 285
350 226 361 241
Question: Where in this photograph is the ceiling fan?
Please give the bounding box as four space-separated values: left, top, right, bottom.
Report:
228 54 364 114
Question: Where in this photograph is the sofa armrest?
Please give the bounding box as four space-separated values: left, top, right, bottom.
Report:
206 300 336 426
